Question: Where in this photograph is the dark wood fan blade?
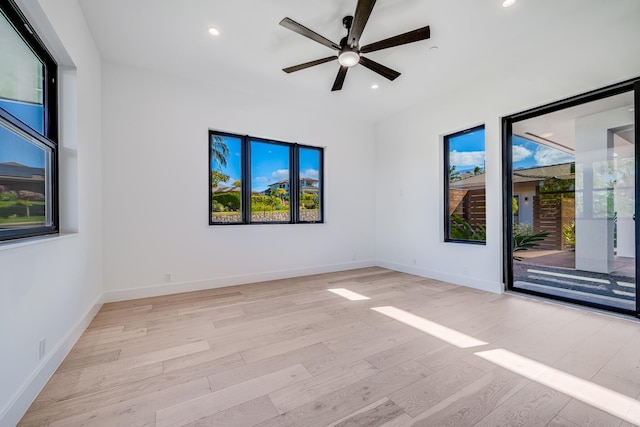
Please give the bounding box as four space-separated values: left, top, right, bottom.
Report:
348 0 376 47
361 26 430 54
331 66 348 91
359 56 400 81
280 18 340 50
283 56 337 73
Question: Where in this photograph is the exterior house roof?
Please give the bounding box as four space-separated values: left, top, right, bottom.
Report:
451 162 574 190
213 177 319 194
212 185 240 193
267 177 318 188
0 162 45 181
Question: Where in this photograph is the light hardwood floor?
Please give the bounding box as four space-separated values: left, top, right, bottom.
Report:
19 267 640 426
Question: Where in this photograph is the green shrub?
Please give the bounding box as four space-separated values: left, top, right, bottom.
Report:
212 201 226 212
513 223 534 236
212 192 240 211
0 191 17 202
562 222 575 248
513 226 549 260
449 214 486 241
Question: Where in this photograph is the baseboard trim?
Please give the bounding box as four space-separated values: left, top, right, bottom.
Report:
101 260 377 303
1 298 102 427
377 260 503 294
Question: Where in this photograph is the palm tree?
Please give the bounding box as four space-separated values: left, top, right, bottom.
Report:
210 136 231 189
210 136 230 169
275 187 287 205
449 165 460 182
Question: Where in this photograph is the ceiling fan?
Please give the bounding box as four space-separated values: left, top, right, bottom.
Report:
280 0 431 91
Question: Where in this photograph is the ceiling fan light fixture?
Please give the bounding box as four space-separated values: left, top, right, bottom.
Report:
338 50 360 67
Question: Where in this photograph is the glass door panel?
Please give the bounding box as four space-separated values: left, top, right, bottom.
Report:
510 90 636 312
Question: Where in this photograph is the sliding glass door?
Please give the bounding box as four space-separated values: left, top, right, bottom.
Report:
504 79 639 315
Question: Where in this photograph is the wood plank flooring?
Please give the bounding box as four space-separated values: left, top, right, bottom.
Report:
19 267 640 426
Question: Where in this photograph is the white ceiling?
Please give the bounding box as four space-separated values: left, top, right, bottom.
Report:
77 0 640 123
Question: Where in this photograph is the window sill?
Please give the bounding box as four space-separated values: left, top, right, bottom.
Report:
0 232 78 252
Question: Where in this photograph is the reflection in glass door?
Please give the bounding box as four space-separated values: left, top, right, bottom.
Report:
505 83 638 314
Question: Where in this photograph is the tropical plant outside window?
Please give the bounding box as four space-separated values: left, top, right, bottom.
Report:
444 125 486 243
209 131 323 225
0 2 58 242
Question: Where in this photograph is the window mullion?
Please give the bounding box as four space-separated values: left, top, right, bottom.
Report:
242 136 251 224
291 145 299 223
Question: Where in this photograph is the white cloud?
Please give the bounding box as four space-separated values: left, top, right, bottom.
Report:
512 145 533 162
301 168 319 179
450 150 485 167
534 146 574 166
255 176 269 183
271 169 289 181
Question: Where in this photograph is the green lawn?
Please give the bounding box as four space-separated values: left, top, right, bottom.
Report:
0 216 46 224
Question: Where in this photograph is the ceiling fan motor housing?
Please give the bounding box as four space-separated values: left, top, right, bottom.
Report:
342 15 353 30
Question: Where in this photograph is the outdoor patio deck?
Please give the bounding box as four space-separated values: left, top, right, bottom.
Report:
514 250 636 311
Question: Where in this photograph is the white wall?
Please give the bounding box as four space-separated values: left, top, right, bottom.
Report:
101 62 376 300
0 1 103 425
374 2 640 293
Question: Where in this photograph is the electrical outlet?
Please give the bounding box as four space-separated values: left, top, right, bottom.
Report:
164 273 172 282
39 338 46 360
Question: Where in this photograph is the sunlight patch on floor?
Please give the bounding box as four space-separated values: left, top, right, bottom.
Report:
327 288 370 301
371 306 487 349
475 348 640 425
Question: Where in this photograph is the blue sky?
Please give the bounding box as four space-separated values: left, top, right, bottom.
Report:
211 136 320 192
512 136 574 169
448 128 574 172
0 100 46 168
448 128 486 173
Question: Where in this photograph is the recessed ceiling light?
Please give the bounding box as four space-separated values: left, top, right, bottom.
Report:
429 46 439 51
371 84 379 90
629 107 635 112
502 0 516 7
539 132 554 138
208 27 220 36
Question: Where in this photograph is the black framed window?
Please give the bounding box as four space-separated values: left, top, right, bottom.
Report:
209 130 324 225
298 146 322 223
0 1 58 242
444 125 486 243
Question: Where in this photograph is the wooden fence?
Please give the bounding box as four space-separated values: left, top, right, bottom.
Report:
533 194 574 250
451 189 486 227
